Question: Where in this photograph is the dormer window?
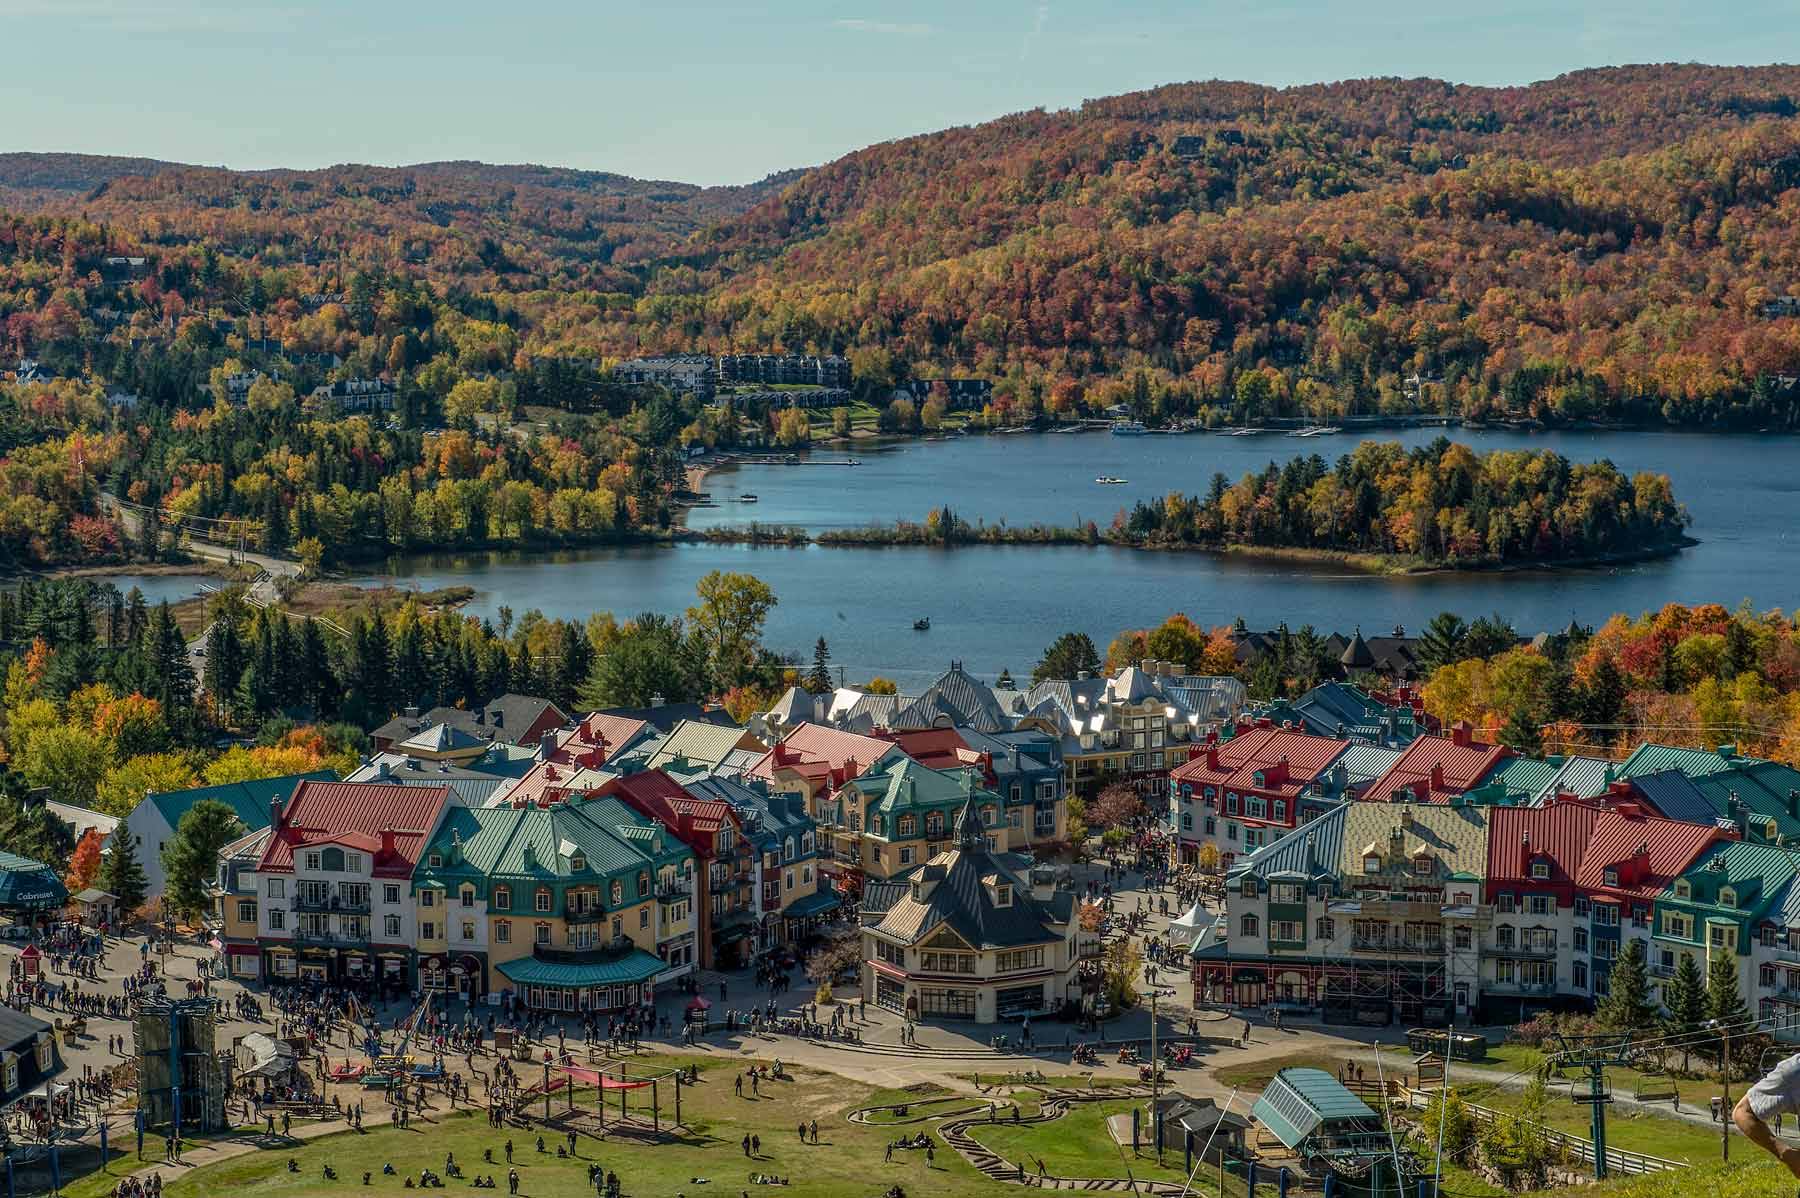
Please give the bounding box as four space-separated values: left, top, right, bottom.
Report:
428 854 442 868
995 884 1012 907
1719 887 1736 909
1413 855 1434 877
610 879 624 905
1602 868 1618 887
1675 880 1691 899
569 854 587 872
1364 855 1382 874
1530 862 1550 880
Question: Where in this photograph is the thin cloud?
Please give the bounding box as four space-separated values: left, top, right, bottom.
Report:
834 18 934 36
1019 1 1049 62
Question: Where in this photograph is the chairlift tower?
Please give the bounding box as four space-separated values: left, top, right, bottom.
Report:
1549 1031 1637 1180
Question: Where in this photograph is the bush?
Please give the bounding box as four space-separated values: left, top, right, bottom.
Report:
816 983 835 1006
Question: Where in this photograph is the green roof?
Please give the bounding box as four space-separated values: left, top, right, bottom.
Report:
0 851 67 910
496 948 666 988
1688 761 1800 839
148 771 337 833
1249 1068 1378 1151
1667 840 1798 916
418 794 689 887
1482 756 1562 799
783 887 842 919
1618 743 1753 780
854 756 999 817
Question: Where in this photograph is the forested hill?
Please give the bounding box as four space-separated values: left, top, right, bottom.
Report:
9 66 1800 426
636 65 1800 427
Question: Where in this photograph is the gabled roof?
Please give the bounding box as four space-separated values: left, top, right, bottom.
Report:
258 781 452 877
1170 726 1351 797
644 720 761 772
852 755 999 817
1335 744 1405 789
1667 840 1798 916
1532 755 1617 804
873 727 978 771
422 793 684 883
600 769 740 850
595 702 734 736
1481 756 1563 803
744 723 900 790
870 844 1069 950
371 693 569 748
395 722 488 755
146 771 338 834
890 664 1016 733
1689 760 1800 840
1250 1068 1378 1151
1337 802 1491 881
1484 804 1598 889
1229 802 1349 881
1572 807 1721 900
1617 742 1755 780
766 686 824 726
1364 734 1507 804
1627 769 1726 827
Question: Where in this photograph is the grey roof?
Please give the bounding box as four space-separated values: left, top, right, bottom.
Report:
1628 768 1730 826
891 664 1014 733
0 1006 61 1108
767 686 824 725
1229 803 1349 882
395 722 487 754
596 702 735 735
872 834 1070 951
1532 755 1616 804
860 880 909 918
1336 744 1405 788
346 753 514 806
372 693 567 748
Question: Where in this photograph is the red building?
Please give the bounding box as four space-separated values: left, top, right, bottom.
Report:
1364 723 1507 804
1167 722 1352 867
599 770 755 970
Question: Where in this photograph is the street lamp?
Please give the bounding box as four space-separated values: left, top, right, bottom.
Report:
1145 985 1175 1164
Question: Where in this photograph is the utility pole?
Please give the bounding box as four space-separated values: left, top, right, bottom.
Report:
1718 1021 1731 1162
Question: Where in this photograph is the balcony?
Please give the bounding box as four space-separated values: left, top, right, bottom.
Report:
1484 941 1558 961
294 928 369 948
1486 980 1557 996
294 893 371 914
1351 938 1445 956
713 906 756 930
564 906 607 924
656 882 691 904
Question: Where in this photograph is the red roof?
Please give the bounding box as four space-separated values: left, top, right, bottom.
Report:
745 723 898 791
1484 804 1598 899
496 713 650 806
1171 727 1350 799
600 769 740 856
1573 806 1725 900
1365 733 1507 803
579 712 650 755
874 728 979 772
257 781 452 878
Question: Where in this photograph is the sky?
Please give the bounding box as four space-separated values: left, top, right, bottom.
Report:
6 0 1795 185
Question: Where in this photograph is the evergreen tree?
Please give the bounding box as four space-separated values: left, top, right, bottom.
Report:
1417 611 1470 672
1595 939 1660 1033
147 601 195 713
391 618 429 713
1706 950 1751 1070
161 799 245 921
1500 707 1543 755
297 619 336 717
996 667 1015 689
203 615 247 709
804 637 833 694
551 621 595 713
102 827 149 917
1582 654 1627 727
0 776 75 865
1660 952 1709 1073
1032 631 1101 684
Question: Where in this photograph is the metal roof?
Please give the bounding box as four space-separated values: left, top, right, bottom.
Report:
495 948 666 988
1249 1068 1378 1151
1230 803 1348 881
1617 743 1751 779
1532 755 1616 803
1628 769 1722 827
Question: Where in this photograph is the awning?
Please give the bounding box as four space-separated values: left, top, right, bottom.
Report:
783 889 842 920
715 927 752 946
496 949 665 989
0 855 67 911
560 1066 652 1091
225 943 260 957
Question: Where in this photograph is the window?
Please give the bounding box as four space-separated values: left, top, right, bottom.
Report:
535 888 552 913
1496 926 1516 949
268 909 285 931
1573 961 1588 989
610 879 624 905
919 950 976 974
1454 926 1472 950
1246 796 1266 819
1530 862 1550 880
1272 800 1286 822
345 853 363 874
305 852 321 871
495 920 511 944
420 890 436 908
492 885 510 911
420 922 437 940
995 884 1013 907
1205 817 1216 835
1227 824 1239 842
1240 914 1260 937
898 847 914 866
897 815 917 838
1663 912 1692 939
1761 964 1777 987
1226 794 1239 814
535 923 551 946
1496 894 1516 914
460 921 475 940
1674 880 1691 899
1412 855 1434 877
266 878 285 899
427 854 441 868
460 886 475 908
1573 928 1589 952
1271 921 1303 943
873 940 904 966
1594 904 1620 928
1271 882 1305 904
1363 855 1381 874
384 884 401 905
1602 868 1619 887
1709 924 1737 951
996 948 1044 972
236 900 255 923
1719 887 1736 909
639 908 649 929
1316 917 1335 940
802 866 813 885
1181 813 1192 831
384 915 401 938
1574 898 1590 917
1527 895 1551 916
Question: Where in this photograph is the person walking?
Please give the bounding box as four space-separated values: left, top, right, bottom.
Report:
507 1167 519 1195
743 1134 752 1157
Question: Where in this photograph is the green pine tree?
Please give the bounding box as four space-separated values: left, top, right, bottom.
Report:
1499 707 1543 755
102 828 149 918
1660 952 1709 1073
804 637 833 694
1706 950 1751 1073
1595 939 1660 1033
161 799 245 921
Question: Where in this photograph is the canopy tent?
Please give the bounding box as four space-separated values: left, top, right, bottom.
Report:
0 852 67 913
1168 902 1215 950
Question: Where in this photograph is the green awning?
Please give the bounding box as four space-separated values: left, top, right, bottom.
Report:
783 890 842 919
0 852 67 911
496 949 664 989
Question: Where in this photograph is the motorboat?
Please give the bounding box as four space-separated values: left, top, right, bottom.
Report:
1094 476 1129 485
913 617 931 631
1110 421 1147 436
740 494 759 503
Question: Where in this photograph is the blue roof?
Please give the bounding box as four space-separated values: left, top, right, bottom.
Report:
784 887 842 919
1249 1068 1378 1151
1629 769 1723 827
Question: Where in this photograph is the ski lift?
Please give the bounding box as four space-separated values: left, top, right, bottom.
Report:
1758 1046 1791 1080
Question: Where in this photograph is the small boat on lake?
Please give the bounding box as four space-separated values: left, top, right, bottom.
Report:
740 494 759 503
1095 476 1128 485
1110 421 1147 436
913 617 931 631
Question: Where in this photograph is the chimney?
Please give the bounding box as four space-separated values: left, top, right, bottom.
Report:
377 760 391 780
474 707 485 725
1450 721 1473 748
491 708 504 729
537 730 558 761
1205 745 1220 770
269 797 284 830
405 758 421 771
1429 763 1446 792
404 705 420 719
650 693 666 707
379 827 397 858
1789 789 1799 818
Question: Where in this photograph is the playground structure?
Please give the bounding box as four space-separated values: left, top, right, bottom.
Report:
516 1056 695 1139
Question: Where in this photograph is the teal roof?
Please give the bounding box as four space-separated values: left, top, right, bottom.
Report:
1483 756 1562 800
0 851 67 910
495 948 665 988
783 887 842 919
1666 840 1798 917
419 794 690 887
854 756 999 817
1249 1068 1378 1151
1689 761 1800 840
148 771 337 833
1618 743 1753 780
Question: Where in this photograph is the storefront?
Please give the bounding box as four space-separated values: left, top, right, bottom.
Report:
225 943 261 979
496 948 665 1013
265 945 297 979
779 887 842 944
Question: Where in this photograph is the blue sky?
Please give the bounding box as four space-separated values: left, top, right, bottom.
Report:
8 0 1793 184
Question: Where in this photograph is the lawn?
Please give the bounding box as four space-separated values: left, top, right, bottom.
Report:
1211 1045 1410 1092
1470 1041 1734 1112
967 1098 1191 1188
1451 1079 1725 1165
56 1056 1018 1198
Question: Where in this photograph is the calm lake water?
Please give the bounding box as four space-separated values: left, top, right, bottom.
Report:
99 429 1800 689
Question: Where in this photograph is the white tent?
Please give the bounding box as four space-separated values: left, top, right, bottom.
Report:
1168 901 1215 950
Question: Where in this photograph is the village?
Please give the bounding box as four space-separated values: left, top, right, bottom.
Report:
1 635 1796 1197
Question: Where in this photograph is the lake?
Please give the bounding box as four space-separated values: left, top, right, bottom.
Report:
103 428 1800 689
